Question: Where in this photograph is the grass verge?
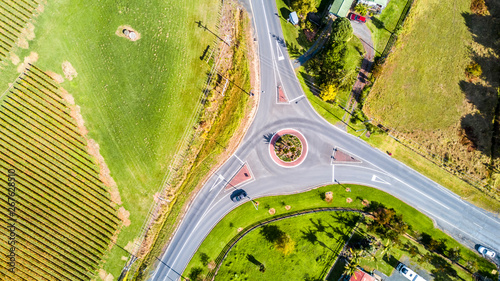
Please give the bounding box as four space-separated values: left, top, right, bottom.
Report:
184 184 496 280
133 9 253 280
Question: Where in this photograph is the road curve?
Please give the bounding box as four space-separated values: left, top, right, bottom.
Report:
149 1 500 280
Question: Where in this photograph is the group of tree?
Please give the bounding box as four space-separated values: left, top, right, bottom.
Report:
307 18 356 103
364 202 409 244
290 0 317 30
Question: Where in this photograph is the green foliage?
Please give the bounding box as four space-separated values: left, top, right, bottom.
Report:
465 62 482 77
189 267 204 281
354 4 369 16
319 83 338 102
290 0 317 21
331 17 353 42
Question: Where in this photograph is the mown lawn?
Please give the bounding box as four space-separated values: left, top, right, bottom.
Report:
184 184 496 280
214 212 358 281
0 0 219 277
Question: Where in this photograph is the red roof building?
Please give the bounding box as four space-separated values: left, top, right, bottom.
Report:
350 270 375 281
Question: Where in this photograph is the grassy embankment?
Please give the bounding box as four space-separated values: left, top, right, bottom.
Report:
134 9 253 280
185 184 497 280
0 0 220 277
364 0 500 211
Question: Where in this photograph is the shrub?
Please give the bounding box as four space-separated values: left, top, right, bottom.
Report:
471 0 487 15
319 83 338 102
465 62 482 78
354 4 369 16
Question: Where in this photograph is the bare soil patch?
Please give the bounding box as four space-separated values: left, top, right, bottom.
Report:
269 208 276 215
46 71 64 83
285 205 291 210
98 269 114 281
9 53 19 65
62 61 77 80
17 22 35 49
17 52 38 73
116 25 141 41
346 198 353 203
118 206 131 227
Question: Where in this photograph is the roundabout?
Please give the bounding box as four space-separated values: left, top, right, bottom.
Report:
269 129 308 168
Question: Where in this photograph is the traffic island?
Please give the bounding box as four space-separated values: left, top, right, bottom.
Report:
269 129 308 167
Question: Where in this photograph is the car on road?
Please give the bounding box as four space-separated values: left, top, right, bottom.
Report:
230 189 247 202
396 263 427 281
349 13 366 23
478 246 496 258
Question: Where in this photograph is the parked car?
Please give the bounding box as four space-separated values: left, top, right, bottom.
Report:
478 246 497 258
231 189 247 202
349 13 366 23
396 263 427 281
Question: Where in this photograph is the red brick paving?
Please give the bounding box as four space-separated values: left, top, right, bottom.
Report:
226 164 253 189
332 148 360 163
278 86 288 103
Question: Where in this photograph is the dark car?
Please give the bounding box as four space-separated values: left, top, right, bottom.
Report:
349 13 366 23
231 189 247 202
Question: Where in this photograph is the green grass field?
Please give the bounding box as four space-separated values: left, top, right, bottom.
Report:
366 0 408 56
0 67 119 280
185 184 496 280
0 0 220 277
213 212 358 281
365 0 470 130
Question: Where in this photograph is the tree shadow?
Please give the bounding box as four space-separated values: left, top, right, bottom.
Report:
382 254 399 269
459 9 500 160
301 228 318 244
310 218 326 232
260 225 285 243
370 16 390 33
280 7 291 19
263 132 275 144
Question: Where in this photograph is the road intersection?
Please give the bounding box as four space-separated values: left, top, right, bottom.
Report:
149 0 500 280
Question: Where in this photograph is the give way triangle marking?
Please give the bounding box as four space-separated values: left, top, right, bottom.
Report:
371 175 391 185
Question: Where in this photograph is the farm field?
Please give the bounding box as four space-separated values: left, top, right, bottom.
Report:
214 212 359 281
185 184 497 280
0 66 119 280
364 0 500 198
0 0 40 66
0 0 220 277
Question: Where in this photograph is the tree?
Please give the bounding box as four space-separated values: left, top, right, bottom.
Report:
447 247 461 263
319 83 338 102
344 249 360 277
290 0 317 27
331 18 353 42
354 4 369 16
275 234 296 255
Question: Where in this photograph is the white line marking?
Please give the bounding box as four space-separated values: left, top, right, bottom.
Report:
234 154 244 164
332 165 335 183
473 222 483 229
371 175 391 185
210 175 225 192
276 41 284 60
289 95 305 103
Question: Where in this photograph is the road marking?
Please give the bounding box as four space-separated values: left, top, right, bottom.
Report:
276 41 284 60
289 95 305 103
234 154 244 164
332 165 335 183
371 175 390 185
473 222 483 229
210 175 225 192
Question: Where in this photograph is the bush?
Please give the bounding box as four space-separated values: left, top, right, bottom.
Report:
319 83 338 102
471 0 487 15
465 62 482 78
354 4 369 16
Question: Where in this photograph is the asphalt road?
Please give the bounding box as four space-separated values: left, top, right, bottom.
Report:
149 1 500 280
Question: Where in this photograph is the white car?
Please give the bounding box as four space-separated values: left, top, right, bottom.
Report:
478 246 496 258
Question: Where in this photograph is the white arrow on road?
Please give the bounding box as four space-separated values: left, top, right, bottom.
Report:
210 175 225 191
371 175 390 185
276 41 284 60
